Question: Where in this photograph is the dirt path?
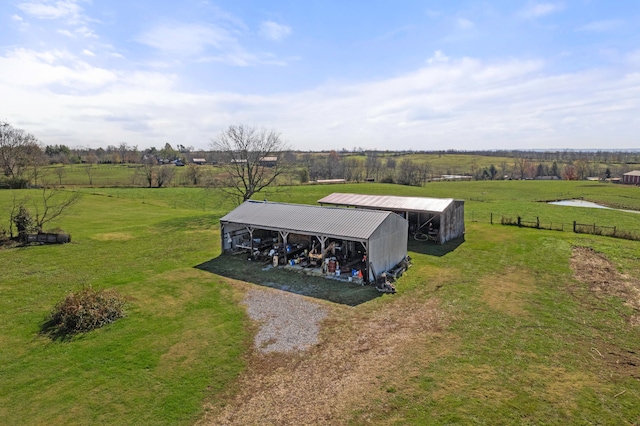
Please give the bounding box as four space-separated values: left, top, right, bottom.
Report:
198 288 448 425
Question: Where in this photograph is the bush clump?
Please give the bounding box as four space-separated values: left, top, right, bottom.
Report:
45 287 126 336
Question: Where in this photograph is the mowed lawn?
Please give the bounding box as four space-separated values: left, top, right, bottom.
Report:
0 190 248 425
1 181 640 424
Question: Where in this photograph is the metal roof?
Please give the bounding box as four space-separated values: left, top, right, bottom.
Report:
220 200 398 240
318 193 456 213
624 170 640 176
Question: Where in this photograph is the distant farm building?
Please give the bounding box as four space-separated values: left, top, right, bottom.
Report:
219 200 408 282
192 158 207 165
623 171 640 185
259 156 278 167
318 193 465 244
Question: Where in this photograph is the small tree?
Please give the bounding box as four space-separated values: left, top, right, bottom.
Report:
12 205 36 241
140 157 157 187
9 188 80 241
156 165 175 188
54 167 65 185
85 165 95 186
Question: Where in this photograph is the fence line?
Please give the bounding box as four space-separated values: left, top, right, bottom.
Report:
491 213 640 242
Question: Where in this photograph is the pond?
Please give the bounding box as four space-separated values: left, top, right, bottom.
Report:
548 200 610 209
549 199 640 214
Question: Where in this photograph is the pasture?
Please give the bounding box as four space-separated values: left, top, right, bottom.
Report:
1 180 639 424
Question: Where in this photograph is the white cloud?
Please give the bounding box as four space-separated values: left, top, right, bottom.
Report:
259 21 292 41
0 48 115 89
12 14 24 21
427 50 449 64
519 2 564 19
577 19 623 32
457 18 474 29
2 47 640 151
82 49 94 57
57 29 73 37
75 25 97 38
136 22 233 57
17 0 83 21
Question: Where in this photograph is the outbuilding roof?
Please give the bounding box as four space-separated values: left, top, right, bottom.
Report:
623 170 640 176
318 192 456 213
219 200 398 240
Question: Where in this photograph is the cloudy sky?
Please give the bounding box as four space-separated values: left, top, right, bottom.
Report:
2 1 640 151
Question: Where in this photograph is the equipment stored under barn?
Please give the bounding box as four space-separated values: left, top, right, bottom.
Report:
318 193 465 244
219 200 408 282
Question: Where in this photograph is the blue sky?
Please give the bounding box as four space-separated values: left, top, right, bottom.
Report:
2 1 640 151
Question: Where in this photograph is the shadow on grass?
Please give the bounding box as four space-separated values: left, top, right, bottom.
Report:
408 235 465 257
40 319 74 342
195 255 384 307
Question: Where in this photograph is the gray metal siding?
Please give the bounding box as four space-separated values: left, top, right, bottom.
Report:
368 213 408 280
438 200 465 243
220 201 395 241
318 192 455 213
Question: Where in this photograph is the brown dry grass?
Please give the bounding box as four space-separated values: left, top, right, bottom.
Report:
198 290 450 425
91 232 134 241
479 267 535 317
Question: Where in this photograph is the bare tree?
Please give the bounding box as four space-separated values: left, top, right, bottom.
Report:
0 121 43 186
118 142 129 164
397 159 421 186
32 188 81 232
211 124 290 202
365 152 382 181
156 165 175 188
54 167 65 185
343 157 363 182
9 188 80 241
140 157 156 187
85 165 95 186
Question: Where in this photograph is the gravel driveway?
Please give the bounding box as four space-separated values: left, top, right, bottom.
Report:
243 288 328 353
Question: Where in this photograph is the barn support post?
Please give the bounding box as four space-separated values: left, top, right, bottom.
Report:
246 226 255 255
318 235 328 267
220 224 226 253
280 231 290 264
359 241 369 283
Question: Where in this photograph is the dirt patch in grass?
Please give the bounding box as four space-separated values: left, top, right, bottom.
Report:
569 246 640 382
198 292 450 425
92 232 134 241
479 267 535 317
570 246 640 325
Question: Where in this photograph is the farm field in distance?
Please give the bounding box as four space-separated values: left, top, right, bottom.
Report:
1 179 640 424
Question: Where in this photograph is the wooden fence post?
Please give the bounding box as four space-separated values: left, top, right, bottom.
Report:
536 217 540 229
490 213 493 225
517 216 521 227
573 221 577 233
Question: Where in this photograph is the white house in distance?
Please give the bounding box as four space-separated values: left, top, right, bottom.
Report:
622 171 640 184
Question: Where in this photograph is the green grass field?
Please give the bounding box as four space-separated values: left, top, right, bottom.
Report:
1 180 640 424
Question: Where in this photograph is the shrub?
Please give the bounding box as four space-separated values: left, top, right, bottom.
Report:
44 287 126 336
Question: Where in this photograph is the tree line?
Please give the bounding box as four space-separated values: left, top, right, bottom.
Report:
2 121 639 192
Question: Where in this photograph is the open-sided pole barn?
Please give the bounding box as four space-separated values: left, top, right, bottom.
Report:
219 200 408 282
318 193 465 244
